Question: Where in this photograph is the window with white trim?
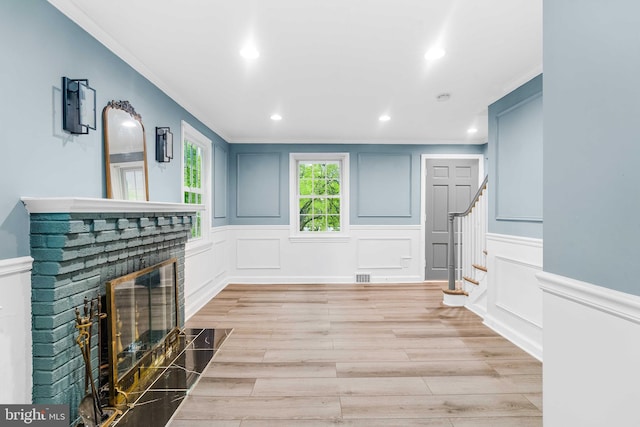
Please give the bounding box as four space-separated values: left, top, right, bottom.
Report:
182 121 211 241
290 153 349 236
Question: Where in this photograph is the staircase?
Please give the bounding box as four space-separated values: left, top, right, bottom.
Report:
442 176 488 313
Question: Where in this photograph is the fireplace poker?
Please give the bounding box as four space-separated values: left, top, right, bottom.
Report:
75 298 104 426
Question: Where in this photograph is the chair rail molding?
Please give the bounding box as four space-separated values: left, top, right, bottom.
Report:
537 271 640 324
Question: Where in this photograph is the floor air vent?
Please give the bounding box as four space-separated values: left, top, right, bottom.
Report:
355 273 371 283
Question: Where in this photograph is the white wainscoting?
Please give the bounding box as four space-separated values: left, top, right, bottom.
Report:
184 226 230 320
538 271 640 427
237 238 281 269
357 238 412 269
485 233 543 360
227 225 423 284
0 256 33 404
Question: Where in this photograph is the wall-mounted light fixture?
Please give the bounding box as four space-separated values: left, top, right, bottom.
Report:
62 77 96 134
155 127 173 163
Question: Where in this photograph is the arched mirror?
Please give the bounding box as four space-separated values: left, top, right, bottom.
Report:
103 100 149 200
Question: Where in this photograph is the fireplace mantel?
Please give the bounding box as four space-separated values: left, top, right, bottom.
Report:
21 196 204 214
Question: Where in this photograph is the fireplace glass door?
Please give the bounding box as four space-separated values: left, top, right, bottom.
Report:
106 258 179 400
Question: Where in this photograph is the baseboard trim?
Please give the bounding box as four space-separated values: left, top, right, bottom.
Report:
226 275 425 285
465 283 488 319
484 314 543 361
537 271 640 325
185 278 228 320
465 301 487 319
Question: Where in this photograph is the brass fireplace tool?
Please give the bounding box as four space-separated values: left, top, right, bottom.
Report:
75 296 119 427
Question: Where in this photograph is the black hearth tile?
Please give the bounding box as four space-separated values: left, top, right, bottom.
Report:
110 328 225 427
183 327 204 340
213 328 233 349
123 388 146 404
171 334 189 354
186 328 213 349
178 348 215 374
148 366 196 391
113 390 186 427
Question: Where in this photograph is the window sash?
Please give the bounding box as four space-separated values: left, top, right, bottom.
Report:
296 159 343 233
183 139 204 239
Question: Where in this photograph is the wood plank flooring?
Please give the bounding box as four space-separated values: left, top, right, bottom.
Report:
168 282 542 426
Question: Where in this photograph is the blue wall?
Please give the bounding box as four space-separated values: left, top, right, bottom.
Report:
229 143 486 226
0 1 229 259
488 75 543 239
544 1 640 295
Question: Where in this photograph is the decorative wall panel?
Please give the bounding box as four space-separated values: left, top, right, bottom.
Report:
237 238 281 269
237 153 281 217
357 238 411 269
214 145 228 219
495 93 543 221
357 153 411 217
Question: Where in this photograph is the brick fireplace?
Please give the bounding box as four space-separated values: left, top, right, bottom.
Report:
21 197 201 425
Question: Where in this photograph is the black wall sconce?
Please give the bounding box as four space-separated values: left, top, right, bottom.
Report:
62 77 96 134
156 127 173 163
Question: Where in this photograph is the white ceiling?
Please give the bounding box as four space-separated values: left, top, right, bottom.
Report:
49 0 542 145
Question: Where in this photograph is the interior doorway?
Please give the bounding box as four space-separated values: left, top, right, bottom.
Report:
422 155 483 280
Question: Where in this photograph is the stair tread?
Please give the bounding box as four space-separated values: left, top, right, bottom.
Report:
442 289 468 296
463 276 479 285
472 263 488 272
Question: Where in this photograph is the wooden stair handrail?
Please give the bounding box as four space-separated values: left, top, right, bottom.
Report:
450 175 489 219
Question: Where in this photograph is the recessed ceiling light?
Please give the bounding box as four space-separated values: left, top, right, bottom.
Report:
379 115 391 122
467 127 478 134
240 45 259 59
424 47 446 61
270 114 282 121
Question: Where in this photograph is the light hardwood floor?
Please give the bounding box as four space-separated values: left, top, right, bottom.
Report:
168 282 542 426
